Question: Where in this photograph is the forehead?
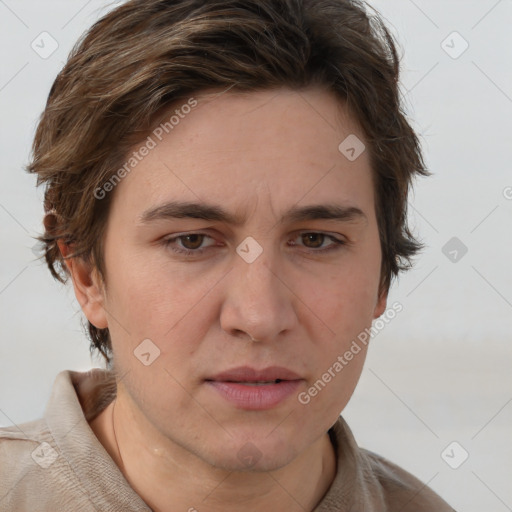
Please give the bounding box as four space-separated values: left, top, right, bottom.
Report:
108 87 374 220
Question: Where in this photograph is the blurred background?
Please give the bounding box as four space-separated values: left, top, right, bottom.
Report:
0 1 511 510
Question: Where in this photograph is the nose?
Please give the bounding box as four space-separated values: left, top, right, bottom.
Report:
219 246 297 343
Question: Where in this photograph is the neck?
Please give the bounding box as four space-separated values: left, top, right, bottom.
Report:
90 387 337 512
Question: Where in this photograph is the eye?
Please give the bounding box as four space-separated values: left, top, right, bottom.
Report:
301 233 326 248
289 232 346 252
161 231 346 258
178 234 207 250
162 233 217 255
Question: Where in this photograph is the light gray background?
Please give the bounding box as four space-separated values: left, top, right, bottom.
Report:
1 1 511 510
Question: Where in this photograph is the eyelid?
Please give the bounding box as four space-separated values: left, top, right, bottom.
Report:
161 230 348 257
162 232 218 255
289 231 347 250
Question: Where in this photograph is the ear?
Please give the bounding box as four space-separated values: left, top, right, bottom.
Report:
373 287 388 319
57 239 108 329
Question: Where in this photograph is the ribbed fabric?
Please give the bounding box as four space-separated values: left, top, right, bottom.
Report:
0 369 454 511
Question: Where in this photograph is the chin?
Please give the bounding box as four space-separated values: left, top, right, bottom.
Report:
211 450 296 473
197 431 300 473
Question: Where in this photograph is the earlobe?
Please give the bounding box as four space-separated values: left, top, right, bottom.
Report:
57 240 109 329
373 288 388 319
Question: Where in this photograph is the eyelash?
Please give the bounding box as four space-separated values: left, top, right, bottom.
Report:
161 232 346 257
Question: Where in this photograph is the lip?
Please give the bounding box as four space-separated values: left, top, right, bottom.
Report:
208 366 301 382
205 366 303 410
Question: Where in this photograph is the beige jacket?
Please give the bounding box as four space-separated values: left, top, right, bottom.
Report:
0 370 454 511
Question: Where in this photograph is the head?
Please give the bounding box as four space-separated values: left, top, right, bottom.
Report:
28 0 426 470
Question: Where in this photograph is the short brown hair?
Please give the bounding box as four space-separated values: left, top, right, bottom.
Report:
28 0 427 363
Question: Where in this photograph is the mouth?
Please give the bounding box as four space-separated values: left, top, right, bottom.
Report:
205 366 303 410
227 379 284 386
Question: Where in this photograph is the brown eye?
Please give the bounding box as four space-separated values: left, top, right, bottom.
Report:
180 234 205 249
301 233 325 248
163 232 219 256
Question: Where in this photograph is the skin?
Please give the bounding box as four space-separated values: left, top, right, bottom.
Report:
60 87 387 512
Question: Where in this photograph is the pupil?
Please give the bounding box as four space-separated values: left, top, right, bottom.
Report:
302 233 324 248
182 234 204 249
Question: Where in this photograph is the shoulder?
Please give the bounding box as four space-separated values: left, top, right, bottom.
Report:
0 417 59 485
0 370 148 512
0 409 99 511
360 448 456 512
324 417 455 511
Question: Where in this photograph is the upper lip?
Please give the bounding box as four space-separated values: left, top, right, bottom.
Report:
207 366 302 382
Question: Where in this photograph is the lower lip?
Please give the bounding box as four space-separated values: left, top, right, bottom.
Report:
206 380 302 410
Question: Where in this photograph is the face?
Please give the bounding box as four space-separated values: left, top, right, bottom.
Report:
81 87 387 471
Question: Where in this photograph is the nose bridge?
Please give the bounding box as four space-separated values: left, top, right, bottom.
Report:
220 245 296 340
239 250 279 299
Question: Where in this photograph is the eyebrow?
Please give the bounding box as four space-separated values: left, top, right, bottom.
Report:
138 201 367 226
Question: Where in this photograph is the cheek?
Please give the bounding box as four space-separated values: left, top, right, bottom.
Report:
104 251 225 363
297 341 368 426
301 258 380 337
